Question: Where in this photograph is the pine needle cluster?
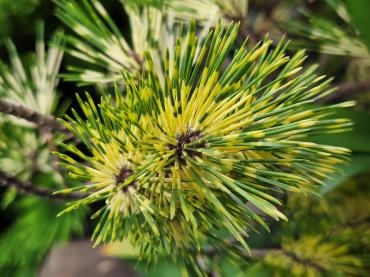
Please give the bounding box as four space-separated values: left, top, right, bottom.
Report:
257 173 370 276
56 21 353 268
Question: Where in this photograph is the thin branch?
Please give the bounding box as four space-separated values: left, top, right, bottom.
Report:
323 80 370 103
251 248 279 258
0 99 69 134
282 249 325 273
336 80 370 94
0 169 83 201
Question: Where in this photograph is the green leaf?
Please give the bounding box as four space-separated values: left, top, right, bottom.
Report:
0 197 87 276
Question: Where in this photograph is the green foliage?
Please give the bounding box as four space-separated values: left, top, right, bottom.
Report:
53 0 250 87
0 122 42 181
268 172 370 276
166 0 248 26
55 20 354 274
106 172 370 276
344 0 370 50
264 235 363 276
0 197 86 276
309 108 370 153
53 0 141 84
0 21 63 115
286 0 370 63
307 108 370 193
0 20 85 277
124 0 168 8
54 0 177 85
0 0 40 36
205 172 370 276
0 0 369 276
0 21 66 202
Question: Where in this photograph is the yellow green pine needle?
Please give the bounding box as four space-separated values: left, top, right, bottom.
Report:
264 235 364 276
53 0 141 84
56 22 352 265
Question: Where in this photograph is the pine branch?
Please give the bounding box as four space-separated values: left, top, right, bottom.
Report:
251 248 280 258
0 170 83 201
0 99 69 134
336 80 370 95
282 249 326 274
322 80 370 103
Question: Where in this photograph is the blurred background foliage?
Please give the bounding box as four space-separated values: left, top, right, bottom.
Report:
0 0 369 276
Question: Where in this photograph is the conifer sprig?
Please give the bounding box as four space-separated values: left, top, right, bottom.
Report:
56 22 352 269
286 0 370 64
54 0 176 85
168 0 248 24
265 235 364 276
54 0 141 84
0 21 63 116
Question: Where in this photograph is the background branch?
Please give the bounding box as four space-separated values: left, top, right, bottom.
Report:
0 169 83 201
0 99 69 134
323 80 370 103
336 80 370 95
